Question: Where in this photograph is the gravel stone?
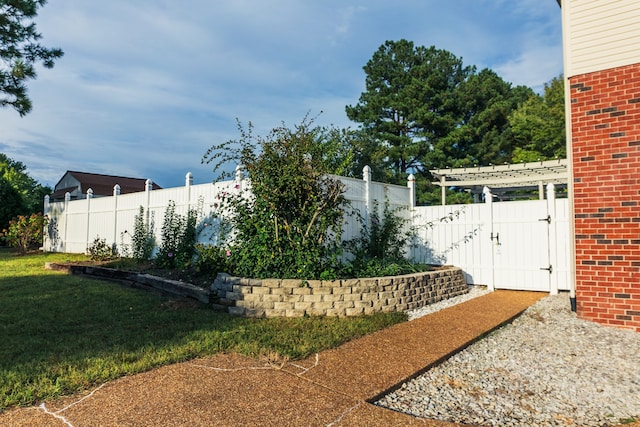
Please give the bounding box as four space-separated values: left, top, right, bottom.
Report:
377 288 640 427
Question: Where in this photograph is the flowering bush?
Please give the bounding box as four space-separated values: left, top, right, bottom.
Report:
1 213 47 254
203 117 348 279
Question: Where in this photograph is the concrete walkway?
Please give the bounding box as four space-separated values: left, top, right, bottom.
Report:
1 290 546 426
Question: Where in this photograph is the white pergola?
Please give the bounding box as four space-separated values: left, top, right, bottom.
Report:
431 159 568 205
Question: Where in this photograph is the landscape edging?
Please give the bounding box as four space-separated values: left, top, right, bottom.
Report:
211 267 468 318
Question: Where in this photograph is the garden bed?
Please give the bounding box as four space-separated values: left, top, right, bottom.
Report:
45 263 468 318
211 267 468 318
44 263 211 304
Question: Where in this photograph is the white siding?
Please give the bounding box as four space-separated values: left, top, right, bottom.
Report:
563 0 640 76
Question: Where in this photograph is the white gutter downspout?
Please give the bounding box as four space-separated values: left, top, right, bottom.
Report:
559 0 577 311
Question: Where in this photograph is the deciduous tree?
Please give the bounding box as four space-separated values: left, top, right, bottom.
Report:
509 75 566 162
0 153 51 230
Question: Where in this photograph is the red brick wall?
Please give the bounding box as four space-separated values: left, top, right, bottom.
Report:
570 63 640 331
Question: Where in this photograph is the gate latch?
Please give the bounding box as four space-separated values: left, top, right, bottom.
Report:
490 232 500 245
540 265 553 274
539 215 551 224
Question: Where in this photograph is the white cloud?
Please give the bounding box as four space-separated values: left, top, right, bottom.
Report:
1 0 564 188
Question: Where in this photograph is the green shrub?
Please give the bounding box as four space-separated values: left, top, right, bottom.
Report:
343 198 420 277
1 212 47 254
194 244 230 277
203 117 349 279
156 201 197 270
87 236 118 261
130 206 155 262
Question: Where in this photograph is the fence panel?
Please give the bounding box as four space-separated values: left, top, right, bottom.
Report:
43 171 568 294
411 203 489 285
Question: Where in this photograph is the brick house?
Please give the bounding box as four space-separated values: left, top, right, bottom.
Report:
559 0 640 331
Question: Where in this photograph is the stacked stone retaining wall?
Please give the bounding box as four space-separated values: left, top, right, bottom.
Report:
211 267 468 317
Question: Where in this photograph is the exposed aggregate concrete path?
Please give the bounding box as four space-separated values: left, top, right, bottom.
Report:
4 290 633 426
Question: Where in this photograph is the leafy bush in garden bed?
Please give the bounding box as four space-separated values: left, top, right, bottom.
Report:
202 116 350 280
93 117 428 282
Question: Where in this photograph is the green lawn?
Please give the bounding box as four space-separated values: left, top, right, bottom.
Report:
0 249 406 410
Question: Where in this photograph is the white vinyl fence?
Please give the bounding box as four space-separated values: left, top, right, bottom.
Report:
411 184 570 293
44 167 568 293
43 166 410 257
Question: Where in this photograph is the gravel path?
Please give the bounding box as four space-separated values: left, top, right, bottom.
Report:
376 288 640 427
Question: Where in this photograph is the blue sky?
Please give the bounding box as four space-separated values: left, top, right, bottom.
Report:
1 0 563 189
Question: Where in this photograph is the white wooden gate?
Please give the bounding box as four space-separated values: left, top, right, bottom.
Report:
411 184 569 293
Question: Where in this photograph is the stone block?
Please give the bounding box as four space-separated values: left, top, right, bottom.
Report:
274 302 294 310
363 306 379 315
306 308 327 316
244 308 265 318
361 278 378 290
281 279 304 288
312 286 332 295
284 294 303 303
252 286 271 295
238 294 262 303
226 291 244 301
264 309 286 318
332 300 355 310
378 278 393 289
323 294 343 303
225 275 242 286
285 309 306 318
303 294 323 303
378 291 394 301
331 286 352 295
232 285 252 294
255 301 274 310
292 287 312 295
270 287 293 296
306 280 324 289
342 279 360 288
262 279 282 288
343 293 362 302
263 294 284 303
218 298 235 307
325 308 346 317
353 300 373 309
228 306 245 316
345 307 364 316
321 279 340 288
293 301 313 311
312 301 334 310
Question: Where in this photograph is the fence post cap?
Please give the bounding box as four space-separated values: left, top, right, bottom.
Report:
87 188 94 199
